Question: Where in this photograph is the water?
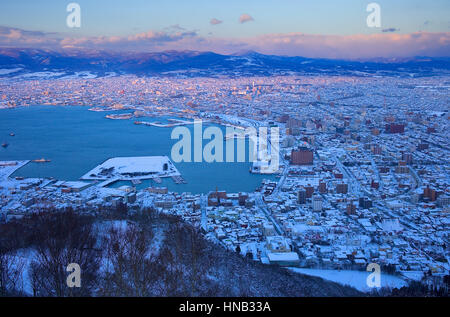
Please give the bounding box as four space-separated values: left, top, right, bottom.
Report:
0 106 273 194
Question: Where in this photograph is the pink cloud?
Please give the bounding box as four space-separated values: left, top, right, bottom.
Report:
239 14 254 24
235 32 450 59
0 26 59 45
0 26 448 59
210 18 223 25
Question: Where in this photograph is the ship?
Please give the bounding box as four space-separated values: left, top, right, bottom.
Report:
1 142 8 148
9 132 15 136
32 158 51 163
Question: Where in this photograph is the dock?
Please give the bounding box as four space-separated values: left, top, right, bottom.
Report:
134 118 208 128
97 177 120 188
0 160 30 180
131 179 142 185
171 175 187 184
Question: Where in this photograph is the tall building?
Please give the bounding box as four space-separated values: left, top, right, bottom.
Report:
402 153 413 165
423 185 437 202
291 147 314 165
297 188 307 204
318 181 327 194
359 197 373 209
312 195 323 212
346 202 357 215
372 145 382 155
286 118 302 129
238 192 248 206
336 183 348 194
305 186 314 198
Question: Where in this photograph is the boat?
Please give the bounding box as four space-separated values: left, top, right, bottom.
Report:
32 158 51 163
9 133 15 136
1 142 8 148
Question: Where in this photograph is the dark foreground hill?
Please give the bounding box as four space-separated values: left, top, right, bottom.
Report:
0 207 362 297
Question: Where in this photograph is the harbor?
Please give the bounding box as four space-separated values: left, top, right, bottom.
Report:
0 106 272 194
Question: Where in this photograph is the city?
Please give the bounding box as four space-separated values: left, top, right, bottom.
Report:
0 0 449 304
1 73 448 293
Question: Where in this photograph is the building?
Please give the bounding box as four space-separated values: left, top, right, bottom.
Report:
423 186 437 202
318 181 327 194
417 143 429 151
265 236 299 266
238 192 248 206
291 147 314 165
359 197 373 209
347 202 357 215
312 195 323 212
336 183 348 194
437 195 450 207
402 153 413 165
385 123 405 134
208 190 228 206
395 162 409 174
297 188 307 204
305 186 314 198
148 187 168 194
372 145 382 155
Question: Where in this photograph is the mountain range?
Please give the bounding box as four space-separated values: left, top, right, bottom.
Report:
0 48 449 78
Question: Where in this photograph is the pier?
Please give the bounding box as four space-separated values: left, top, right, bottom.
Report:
171 175 187 184
97 177 120 188
134 118 208 128
0 160 30 180
131 179 142 185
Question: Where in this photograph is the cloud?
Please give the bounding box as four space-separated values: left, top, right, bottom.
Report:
0 25 449 59
210 18 223 25
382 28 399 33
127 30 196 43
236 32 450 59
0 26 60 46
166 24 186 32
239 14 254 24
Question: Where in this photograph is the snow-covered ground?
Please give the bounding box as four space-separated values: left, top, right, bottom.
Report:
0 68 23 75
59 71 97 80
289 268 408 292
5 248 37 296
81 156 180 180
14 71 66 79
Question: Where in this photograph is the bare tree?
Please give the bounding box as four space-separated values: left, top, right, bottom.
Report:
30 211 100 297
0 248 26 296
99 222 158 296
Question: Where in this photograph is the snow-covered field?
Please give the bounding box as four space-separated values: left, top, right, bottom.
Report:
289 268 408 292
15 71 66 79
59 71 97 80
0 68 23 75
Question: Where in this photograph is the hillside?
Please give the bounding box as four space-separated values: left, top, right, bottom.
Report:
0 206 362 297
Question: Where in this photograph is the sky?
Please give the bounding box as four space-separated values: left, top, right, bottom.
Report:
0 0 449 59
